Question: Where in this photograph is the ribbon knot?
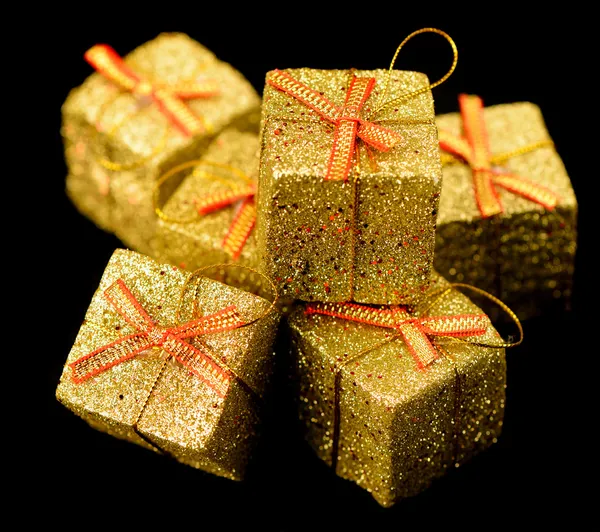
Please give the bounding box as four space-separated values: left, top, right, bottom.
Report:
336 103 363 123
146 325 172 345
70 278 246 397
85 44 219 137
267 70 403 182
439 94 559 218
133 80 155 97
194 172 257 261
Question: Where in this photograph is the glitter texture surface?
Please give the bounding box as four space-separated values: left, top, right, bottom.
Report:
435 102 577 319
155 129 259 279
256 69 442 305
288 272 506 507
56 249 280 480
62 33 260 255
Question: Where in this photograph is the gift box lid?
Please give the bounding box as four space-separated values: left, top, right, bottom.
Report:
436 101 577 223
261 68 440 181
62 33 260 161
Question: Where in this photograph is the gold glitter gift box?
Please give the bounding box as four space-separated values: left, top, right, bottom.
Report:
435 96 577 319
62 33 261 256
288 272 507 507
256 68 442 304
56 249 280 480
154 128 259 275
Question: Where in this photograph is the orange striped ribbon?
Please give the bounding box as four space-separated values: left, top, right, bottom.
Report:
70 279 246 397
305 301 489 370
267 70 403 181
195 183 257 261
439 94 559 218
85 44 218 136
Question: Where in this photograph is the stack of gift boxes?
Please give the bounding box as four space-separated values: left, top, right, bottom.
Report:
57 33 577 507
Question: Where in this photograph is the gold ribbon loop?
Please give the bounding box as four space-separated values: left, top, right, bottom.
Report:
182 263 279 327
372 28 459 118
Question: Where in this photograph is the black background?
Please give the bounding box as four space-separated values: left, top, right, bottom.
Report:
38 10 591 529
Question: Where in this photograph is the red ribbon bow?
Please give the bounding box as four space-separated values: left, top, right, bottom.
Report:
305 301 490 369
70 279 245 397
267 70 403 182
86 44 219 136
195 182 257 261
438 94 559 218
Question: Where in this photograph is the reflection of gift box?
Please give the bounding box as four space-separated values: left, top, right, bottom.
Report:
288 272 507 507
62 33 261 255
154 129 259 279
435 95 577 319
56 249 280 480
256 68 442 304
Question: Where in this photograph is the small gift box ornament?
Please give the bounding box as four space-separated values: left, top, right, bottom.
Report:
255 29 457 305
154 129 259 278
56 250 280 480
435 95 577 319
288 272 520 506
62 33 261 255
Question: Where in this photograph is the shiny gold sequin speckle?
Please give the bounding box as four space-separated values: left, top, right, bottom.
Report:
154 129 260 279
435 102 577 319
256 68 442 305
56 249 280 480
62 33 261 256
288 273 506 507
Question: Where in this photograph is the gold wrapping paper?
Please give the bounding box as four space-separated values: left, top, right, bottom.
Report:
62 33 261 255
435 102 577 319
288 272 506 507
256 69 442 304
56 249 280 480
154 129 259 279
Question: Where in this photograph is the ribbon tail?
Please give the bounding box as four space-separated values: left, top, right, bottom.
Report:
104 279 156 332
171 80 220 99
357 122 403 152
196 184 256 215
492 172 559 211
222 198 256 261
69 333 153 383
398 323 440 370
266 69 339 122
457 94 504 218
84 44 140 91
162 337 230 398
473 169 503 218
153 88 205 136
305 302 399 328
418 314 491 338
